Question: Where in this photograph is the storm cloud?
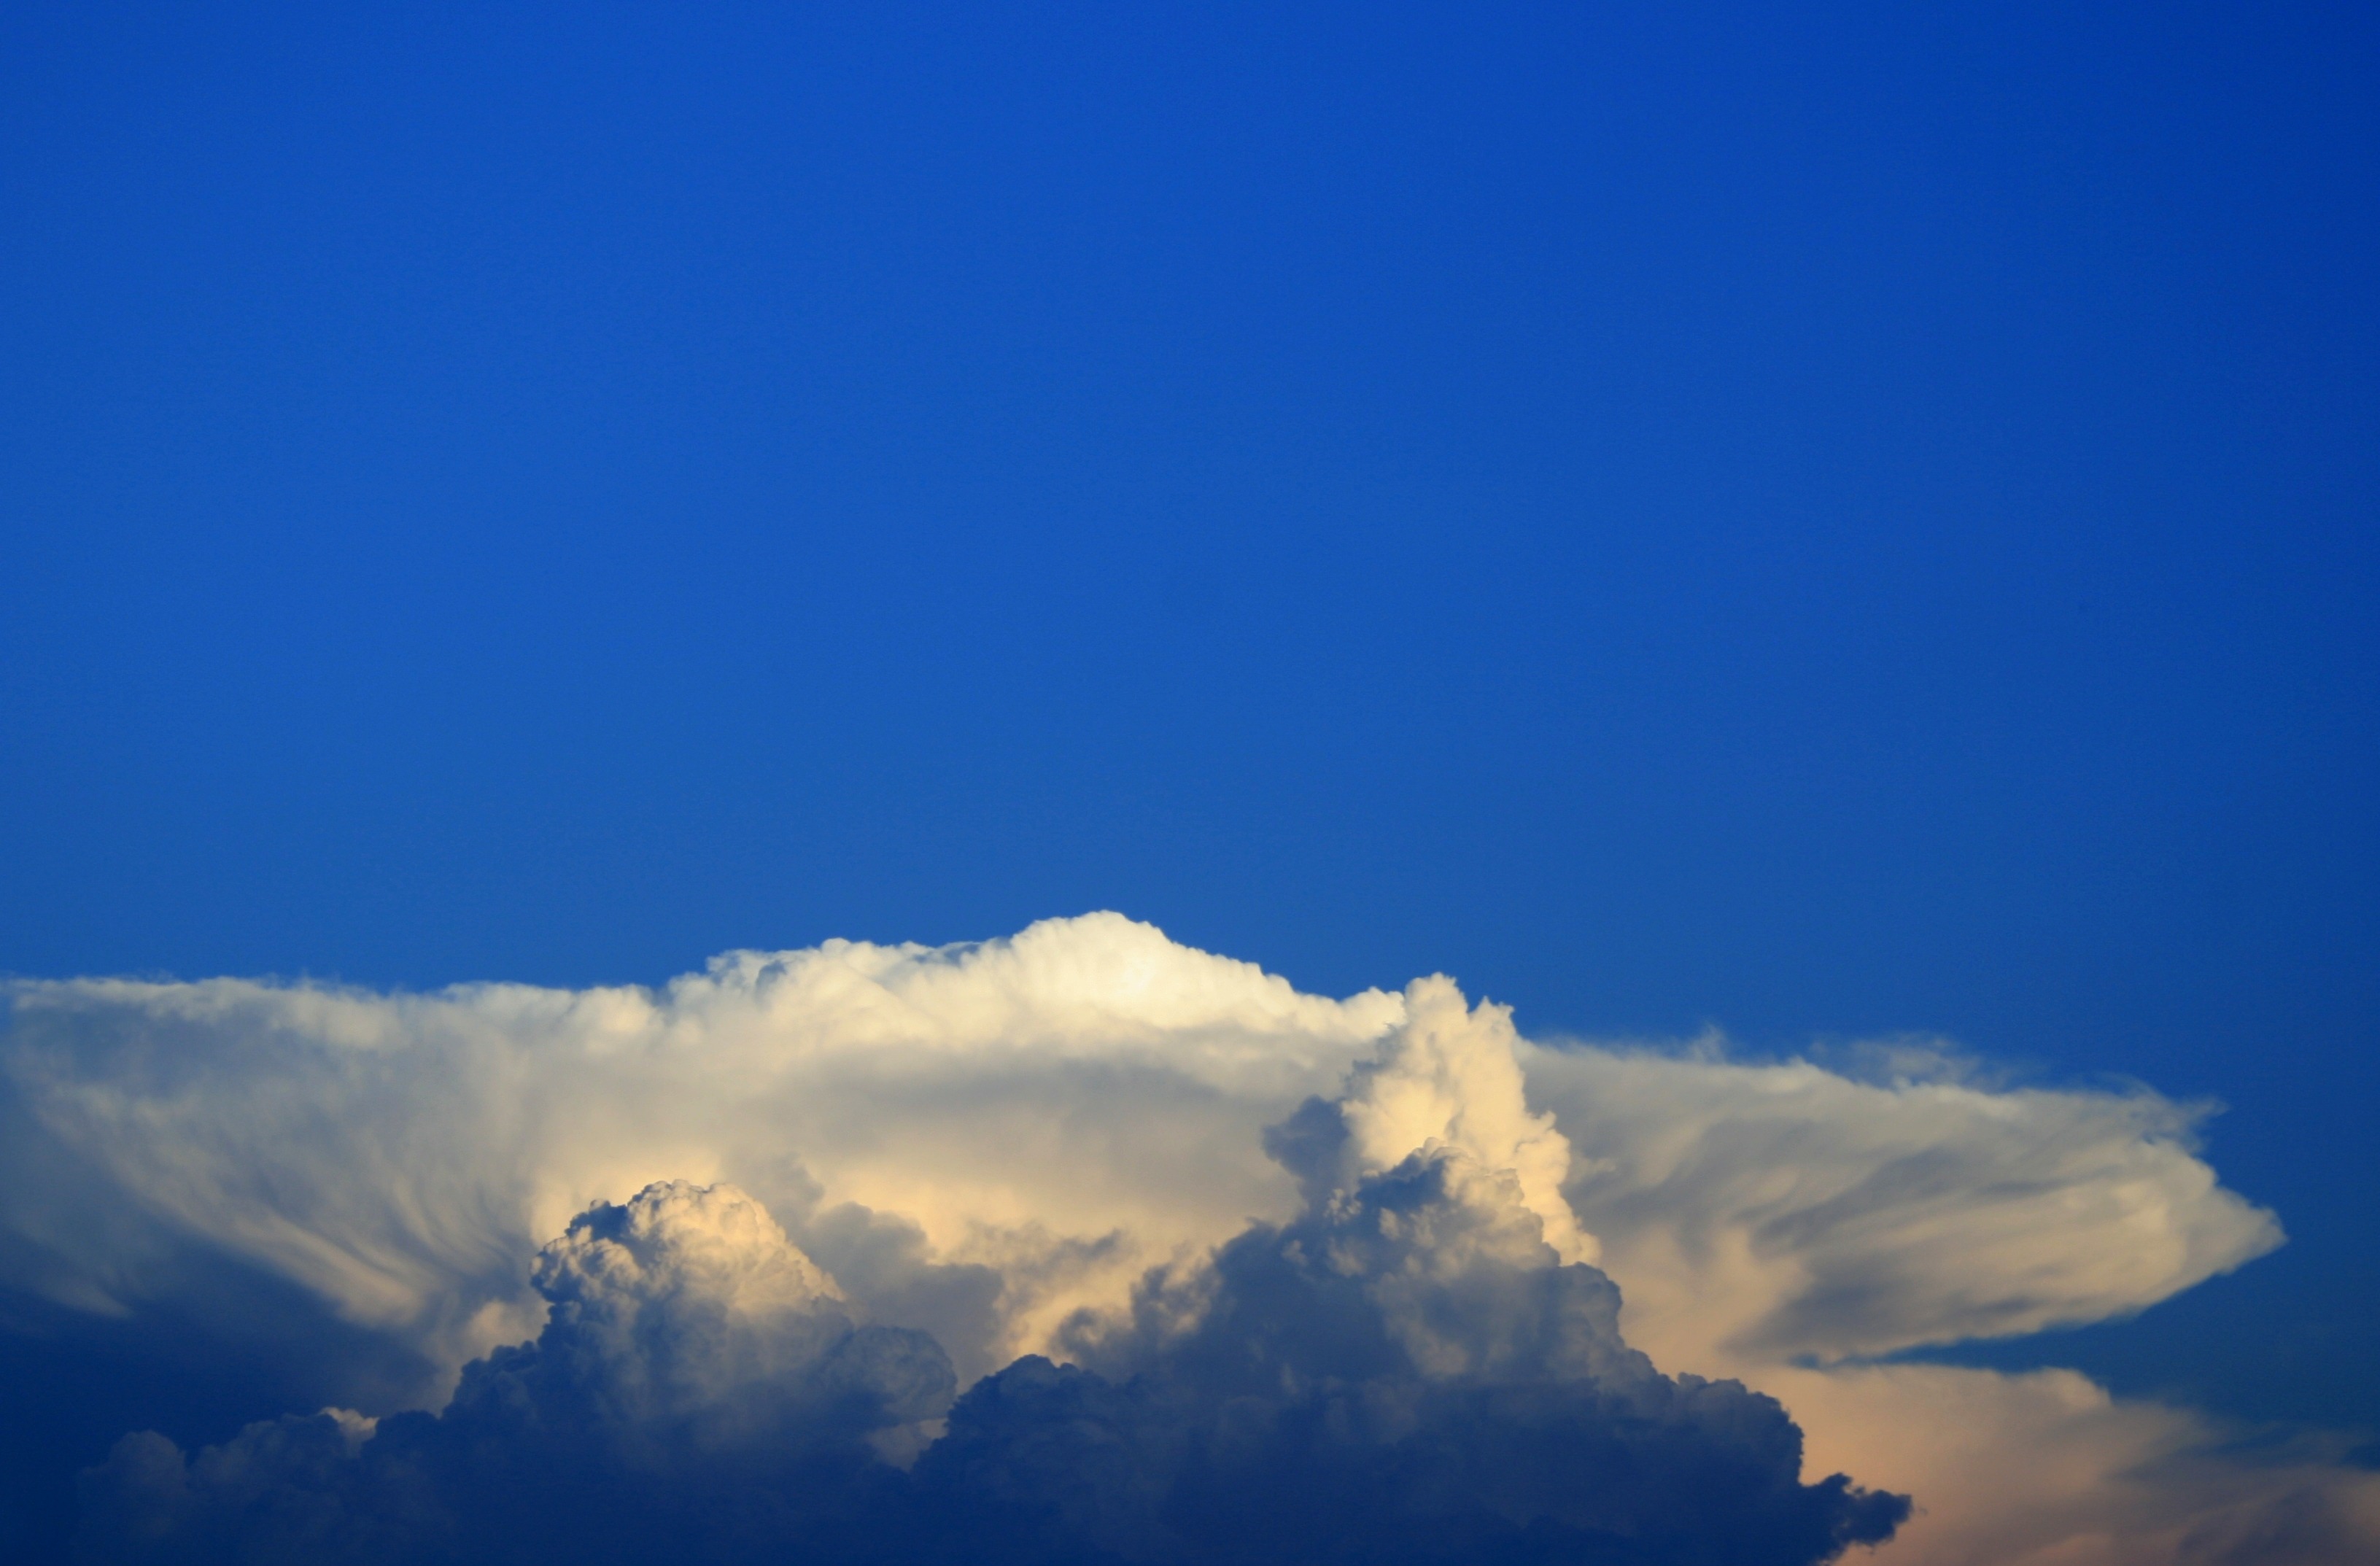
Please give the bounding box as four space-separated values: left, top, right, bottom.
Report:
65 1004 1903 1564
5 915 2375 1562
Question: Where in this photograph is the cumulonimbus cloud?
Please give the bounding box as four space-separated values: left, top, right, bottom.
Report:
64 974 1910 1564
5 913 2375 1562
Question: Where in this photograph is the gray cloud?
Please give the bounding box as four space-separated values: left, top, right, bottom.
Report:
922 1136 1905 1566
77 1180 952 1565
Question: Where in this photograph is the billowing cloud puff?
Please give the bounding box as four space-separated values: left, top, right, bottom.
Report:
4 915 2376 1562
1330 975 1597 1266
514 1180 951 1454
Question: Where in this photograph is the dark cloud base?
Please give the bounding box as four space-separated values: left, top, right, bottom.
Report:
72 1144 1907 1566
0 1250 443 1564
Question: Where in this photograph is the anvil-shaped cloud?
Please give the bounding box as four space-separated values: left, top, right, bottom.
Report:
5 915 2375 1562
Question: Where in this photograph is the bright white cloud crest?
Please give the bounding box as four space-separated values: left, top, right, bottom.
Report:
5 913 2374 1562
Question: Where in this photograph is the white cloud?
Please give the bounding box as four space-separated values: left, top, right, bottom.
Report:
1521 1039 2283 1365
1 912 1403 1383
7 912 2376 1562
1337 974 1597 1265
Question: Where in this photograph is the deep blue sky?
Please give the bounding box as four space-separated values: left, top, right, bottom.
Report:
3 2 2374 1435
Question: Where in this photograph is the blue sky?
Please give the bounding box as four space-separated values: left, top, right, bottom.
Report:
3 0 2375 1478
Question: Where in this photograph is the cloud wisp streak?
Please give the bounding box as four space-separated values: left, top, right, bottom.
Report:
4 914 2373 1562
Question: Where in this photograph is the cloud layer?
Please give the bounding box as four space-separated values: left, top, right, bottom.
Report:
71 1010 1908 1565
4 913 2374 1562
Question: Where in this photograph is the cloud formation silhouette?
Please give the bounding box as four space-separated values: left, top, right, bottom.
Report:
6 915 2374 1562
